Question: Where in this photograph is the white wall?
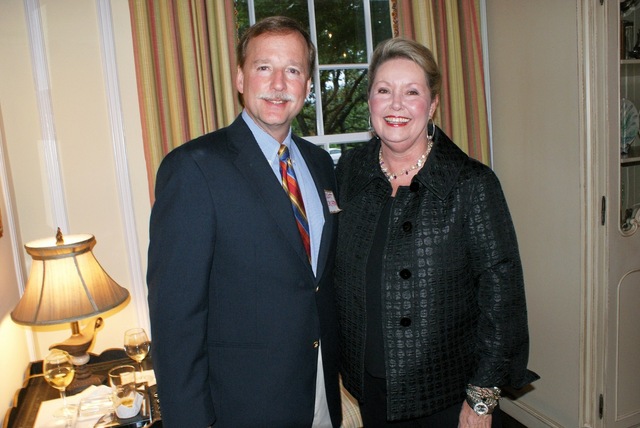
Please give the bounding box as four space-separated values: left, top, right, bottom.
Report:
0 136 30 412
0 0 150 417
486 1 583 427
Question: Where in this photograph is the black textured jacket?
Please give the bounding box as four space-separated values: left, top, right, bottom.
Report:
334 128 538 421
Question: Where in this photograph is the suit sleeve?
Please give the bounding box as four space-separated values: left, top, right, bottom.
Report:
147 148 217 427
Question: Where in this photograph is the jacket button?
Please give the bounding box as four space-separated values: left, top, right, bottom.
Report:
313 340 319 348
400 317 412 327
399 269 411 279
402 221 412 232
315 286 319 292
409 181 420 192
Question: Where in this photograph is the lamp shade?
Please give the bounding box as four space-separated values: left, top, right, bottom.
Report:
11 232 130 325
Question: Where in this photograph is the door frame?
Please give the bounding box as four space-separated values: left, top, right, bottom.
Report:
580 1 608 427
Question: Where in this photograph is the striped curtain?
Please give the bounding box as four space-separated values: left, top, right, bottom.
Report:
129 0 239 200
393 0 490 164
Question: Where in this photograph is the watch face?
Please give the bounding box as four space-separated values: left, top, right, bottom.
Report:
474 402 489 415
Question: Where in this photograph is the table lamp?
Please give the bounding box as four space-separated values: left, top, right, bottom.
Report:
11 228 130 393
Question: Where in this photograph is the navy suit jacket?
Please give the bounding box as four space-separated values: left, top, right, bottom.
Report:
147 116 341 427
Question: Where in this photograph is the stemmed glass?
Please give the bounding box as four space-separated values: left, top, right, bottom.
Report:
43 349 76 420
124 327 150 379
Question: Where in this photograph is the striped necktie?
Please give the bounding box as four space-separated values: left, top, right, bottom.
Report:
278 144 311 261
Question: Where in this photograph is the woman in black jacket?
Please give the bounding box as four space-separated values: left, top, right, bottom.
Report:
334 38 538 427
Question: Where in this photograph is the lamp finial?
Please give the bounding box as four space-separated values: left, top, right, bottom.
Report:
56 227 64 245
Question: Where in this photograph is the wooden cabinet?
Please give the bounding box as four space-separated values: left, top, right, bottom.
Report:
604 1 640 427
620 4 640 233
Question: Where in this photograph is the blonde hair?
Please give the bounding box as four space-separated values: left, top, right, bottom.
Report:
368 38 441 98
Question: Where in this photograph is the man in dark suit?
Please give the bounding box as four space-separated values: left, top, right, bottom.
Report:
147 16 341 428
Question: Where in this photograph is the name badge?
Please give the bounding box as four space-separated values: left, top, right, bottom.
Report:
324 190 342 213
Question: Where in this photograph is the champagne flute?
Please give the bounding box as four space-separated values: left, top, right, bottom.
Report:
124 327 150 378
43 349 76 420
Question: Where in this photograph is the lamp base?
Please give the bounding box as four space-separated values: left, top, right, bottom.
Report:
50 318 106 394
67 372 105 395
66 358 105 394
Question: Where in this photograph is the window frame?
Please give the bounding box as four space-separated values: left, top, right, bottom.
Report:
244 0 382 150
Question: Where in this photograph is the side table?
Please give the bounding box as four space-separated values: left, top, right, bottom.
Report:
3 349 161 428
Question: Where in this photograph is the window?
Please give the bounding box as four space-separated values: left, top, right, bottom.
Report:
234 0 393 151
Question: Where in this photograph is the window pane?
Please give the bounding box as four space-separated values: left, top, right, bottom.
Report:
234 1 249 35
320 68 369 135
234 1 392 142
315 1 367 64
235 1 311 36
292 85 317 137
370 0 392 47
254 0 310 26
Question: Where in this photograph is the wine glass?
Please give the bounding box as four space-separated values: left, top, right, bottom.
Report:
124 327 150 378
108 364 137 405
43 349 76 420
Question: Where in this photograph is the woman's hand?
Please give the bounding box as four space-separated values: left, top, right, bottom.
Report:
458 400 492 428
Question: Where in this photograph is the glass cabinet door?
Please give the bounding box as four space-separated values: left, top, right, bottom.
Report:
620 2 640 234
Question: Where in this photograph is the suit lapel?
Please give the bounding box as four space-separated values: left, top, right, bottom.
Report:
227 118 313 268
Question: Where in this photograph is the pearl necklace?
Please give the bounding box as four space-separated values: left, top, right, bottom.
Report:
379 140 433 181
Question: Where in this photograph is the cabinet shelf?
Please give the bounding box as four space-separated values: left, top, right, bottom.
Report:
621 59 640 65
622 145 640 165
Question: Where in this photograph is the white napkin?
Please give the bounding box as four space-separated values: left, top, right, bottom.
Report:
114 391 144 419
34 385 112 428
34 370 156 428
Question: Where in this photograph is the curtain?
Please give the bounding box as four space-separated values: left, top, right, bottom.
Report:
394 0 490 164
129 0 239 200
129 0 490 198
